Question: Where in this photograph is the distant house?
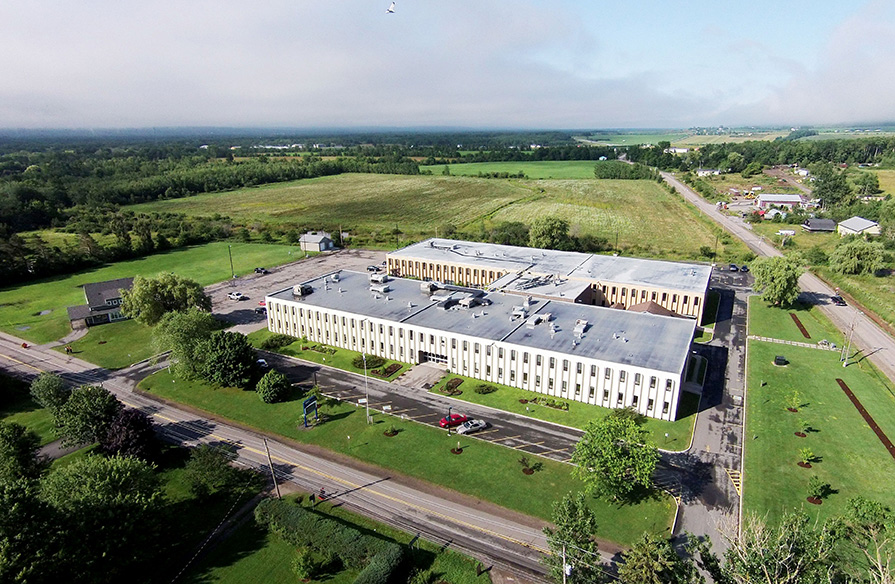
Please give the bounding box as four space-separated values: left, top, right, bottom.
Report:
763 209 786 221
696 168 720 177
299 231 336 252
665 147 690 154
796 168 810 177
66 277 134 329
801 218 836 232
838 216 881 237
755 194 803 209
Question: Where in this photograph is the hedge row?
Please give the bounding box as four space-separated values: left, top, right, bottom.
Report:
255 498 406 583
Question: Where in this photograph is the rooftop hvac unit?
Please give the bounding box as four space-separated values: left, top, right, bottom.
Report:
370 273 389 284
292 284 313 297
331 273 340 282
573 319 588 336
370 284 390 294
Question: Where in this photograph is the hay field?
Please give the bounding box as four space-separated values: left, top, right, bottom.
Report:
127 173 746 261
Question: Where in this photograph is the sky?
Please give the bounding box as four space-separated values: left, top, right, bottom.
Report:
2 0 895 130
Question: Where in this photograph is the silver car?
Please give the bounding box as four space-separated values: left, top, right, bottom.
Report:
457 419 489 435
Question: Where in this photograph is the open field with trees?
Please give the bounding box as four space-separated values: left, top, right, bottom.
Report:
420 160 600 179
138 369 675 546
0 242 297 344
744 300 895 523
127 173 748 262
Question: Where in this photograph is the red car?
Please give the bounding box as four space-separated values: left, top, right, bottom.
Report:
258 300 266 306
439 413 467 428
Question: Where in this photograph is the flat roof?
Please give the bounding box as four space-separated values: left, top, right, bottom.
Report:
388 238 712 294
757 194 803 202
269 270 695 374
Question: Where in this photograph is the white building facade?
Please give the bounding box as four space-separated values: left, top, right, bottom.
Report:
266 271 695 421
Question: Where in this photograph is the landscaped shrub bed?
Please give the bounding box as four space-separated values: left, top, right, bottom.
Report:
474 383 496 395
352 354 386 369
304 344 337 355
438 377 464 395
260 333 297 351
530 396 569 411
371 363 402 378
255 498 406 584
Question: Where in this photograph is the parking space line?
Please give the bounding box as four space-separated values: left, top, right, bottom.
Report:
538 446 569 455
474 429 500 436
407 412 440 420
489 434 521 443
516 441 545 450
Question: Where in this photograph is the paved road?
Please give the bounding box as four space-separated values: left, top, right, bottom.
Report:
0 333 555 580
662 171 895 386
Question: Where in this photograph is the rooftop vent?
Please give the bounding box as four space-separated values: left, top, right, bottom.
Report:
370 284 390 294
331 273 340 282
292 284 313 297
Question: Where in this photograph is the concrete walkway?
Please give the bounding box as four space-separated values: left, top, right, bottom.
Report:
747 335 840 351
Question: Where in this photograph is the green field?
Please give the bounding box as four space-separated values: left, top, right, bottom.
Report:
123 173 748 262
429 373 699 451
0 374 55 445
0 242 299 345
421 160 601 179
185 495 486 584
578 131 789 147
747 297 844 345
139 370 675 546
873 169 895 195
578 133 689 146
743 302 895 523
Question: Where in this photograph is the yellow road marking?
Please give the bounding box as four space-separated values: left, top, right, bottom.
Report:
538 446 569 455
0 352 43 372
516 441 545 449
726 468 742 496
128 401 548 554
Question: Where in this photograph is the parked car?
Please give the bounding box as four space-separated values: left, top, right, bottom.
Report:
254 306 267 314
367 265 380 272
728 264 739 272
227 291 244 301
256 358 269 368
254 267 269 274
457 419 489 435
258 300 266 306
438 413 468 428
831 296 847 306
740 265 749 273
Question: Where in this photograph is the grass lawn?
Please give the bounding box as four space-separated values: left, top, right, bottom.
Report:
139 370 675 546
429 373 699 452
814 266 895 330
248 330 411 382
185 494 486 584
53 319 157 369
421 160 601 179
873 169 895 196
693 328 713 344
743 340 895 524
124 173 748 263
0 242 301 345
748 297 845 345
0 373 55 445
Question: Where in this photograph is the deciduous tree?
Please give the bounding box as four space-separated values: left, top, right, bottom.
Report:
542 492 606 584
256 369 290 404
571 410 659 501
618 533 703 584
121 272 211 326
0 422 47 484
54 385 123 447
183 444 239 497
29 371 69 413
99 409 159 462
201 331 257 388
751 255 804 307
830 238 885 275
153 307 219 379
529 216 574 251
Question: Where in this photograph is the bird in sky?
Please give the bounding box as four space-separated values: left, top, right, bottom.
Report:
387 2 395 13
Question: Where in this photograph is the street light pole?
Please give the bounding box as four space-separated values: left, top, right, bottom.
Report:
841 311 860 366
363 352 370 424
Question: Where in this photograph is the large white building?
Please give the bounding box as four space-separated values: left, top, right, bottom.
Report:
386 238 713 319
266 270 697 421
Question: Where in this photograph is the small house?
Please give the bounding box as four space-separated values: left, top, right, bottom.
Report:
66 277 134 329
837 216 881 237
755 194 803 210
801 218 836 232
696 168 720 177
299 231 336 252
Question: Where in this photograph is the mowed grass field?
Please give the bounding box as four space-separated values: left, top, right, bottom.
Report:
744 300 895 523
873 169 895 195
420 160 600 179
125 173 748 262
0 242 299 344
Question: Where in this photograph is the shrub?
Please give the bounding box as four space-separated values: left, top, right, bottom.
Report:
292 548 316 580
474 384 496 395
260 333 297 351
352 354 386 369
354 544 406 584
256 369 290 404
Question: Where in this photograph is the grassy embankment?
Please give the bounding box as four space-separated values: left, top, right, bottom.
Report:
139 369 675 547
0 373 55 445
743 298 895 523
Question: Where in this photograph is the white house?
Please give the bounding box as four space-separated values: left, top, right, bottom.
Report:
837 216 881 237
755 194 803 210
299 232 336 252
696 169 720 177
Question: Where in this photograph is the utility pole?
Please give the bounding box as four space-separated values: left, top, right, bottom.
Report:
562 544 567 584
841 311 860 366
262 437 281 499
228 244 235 279
363 353 370 424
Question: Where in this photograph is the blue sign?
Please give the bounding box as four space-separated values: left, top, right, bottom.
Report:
303 395 319 428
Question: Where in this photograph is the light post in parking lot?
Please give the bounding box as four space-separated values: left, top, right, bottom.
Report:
362 353 371 424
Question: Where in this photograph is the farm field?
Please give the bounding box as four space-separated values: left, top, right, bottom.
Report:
577 133 688 146
872 169 895 195
0 242 299 344
577 131 789 146
421 160 601 179
125 173 749 262
139 369 675 546
701 172 802 198
743 302 895 524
